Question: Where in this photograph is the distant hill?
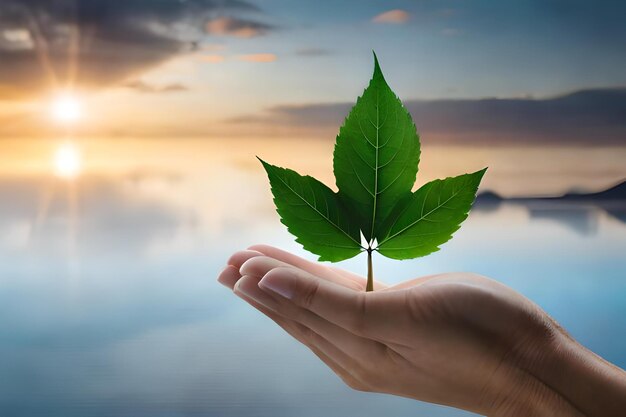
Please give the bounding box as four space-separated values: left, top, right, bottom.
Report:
560 180 626 200
476 179 626 203
473 191 504 207
474 180 626 230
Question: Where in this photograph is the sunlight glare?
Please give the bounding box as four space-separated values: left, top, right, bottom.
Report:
52 94 82 123
54 143 82 179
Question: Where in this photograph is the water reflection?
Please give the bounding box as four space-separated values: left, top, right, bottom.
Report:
475 196 626 235
0 172 624 417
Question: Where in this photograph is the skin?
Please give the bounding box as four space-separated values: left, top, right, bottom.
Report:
218 245 626 417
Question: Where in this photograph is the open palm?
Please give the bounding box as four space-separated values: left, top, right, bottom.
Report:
219 245 622 417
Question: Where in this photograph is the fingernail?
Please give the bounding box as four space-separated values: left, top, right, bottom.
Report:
233 276 256 299
235 276 281 312
217 265 236 288
233 277 247 296
259 272 295 300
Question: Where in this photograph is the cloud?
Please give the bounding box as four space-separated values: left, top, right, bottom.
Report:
122 80 188 93
229 88 626 146
237 53 276 62
1 28 34 50
372 9 410 24
0 0 262 98
205 16 274 38
202 43 226 52
199 54 225 63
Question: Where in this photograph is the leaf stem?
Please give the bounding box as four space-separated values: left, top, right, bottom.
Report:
366 248 374 292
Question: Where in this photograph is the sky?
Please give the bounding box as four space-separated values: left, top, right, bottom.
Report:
0 0 625 195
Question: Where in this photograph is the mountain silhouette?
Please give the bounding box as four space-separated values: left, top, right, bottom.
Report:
474 180 626 233
560 180 626 201
476 179 626 203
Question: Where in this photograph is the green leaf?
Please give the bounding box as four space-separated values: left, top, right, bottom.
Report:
377 169 487 260
333 52 420 243
259 158 362 262
258 52 486 289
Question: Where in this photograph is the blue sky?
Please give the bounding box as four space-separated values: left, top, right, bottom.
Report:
208 0 626 99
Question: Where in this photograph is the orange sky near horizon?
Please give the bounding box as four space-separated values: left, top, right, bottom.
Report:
1 137 624 198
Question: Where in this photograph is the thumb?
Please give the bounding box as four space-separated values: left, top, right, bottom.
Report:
258 266 369 336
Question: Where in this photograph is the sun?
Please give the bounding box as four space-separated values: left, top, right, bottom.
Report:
54 143 82 179
51 93 82 123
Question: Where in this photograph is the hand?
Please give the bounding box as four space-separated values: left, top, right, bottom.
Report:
218 245 626 417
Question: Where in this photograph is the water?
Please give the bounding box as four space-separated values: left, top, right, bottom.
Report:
0 168 624 417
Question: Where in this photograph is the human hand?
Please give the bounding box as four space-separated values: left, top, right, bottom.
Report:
218 245 626 417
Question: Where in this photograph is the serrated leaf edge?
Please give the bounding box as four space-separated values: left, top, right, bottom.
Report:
259 157 363 251
378 168 487 249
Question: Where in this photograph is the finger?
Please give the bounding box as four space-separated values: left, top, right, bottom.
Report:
274 317 365 389
235 273 384 360
218 250 265 289
227 249 264 268
232 280 361 387
217 265 241 289
241 255 365 291
302 338 368 391
240 292 365 390
257 266 402 342
221 251 377 354
235 275 373 390
249 244 387 290
226 249 366 292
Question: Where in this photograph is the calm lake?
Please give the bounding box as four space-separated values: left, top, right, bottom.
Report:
1 155 625 417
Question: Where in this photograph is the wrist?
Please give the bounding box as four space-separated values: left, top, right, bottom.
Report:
531 328 626 417
467 307 583 416
502 316 626 417
482 328 584 416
